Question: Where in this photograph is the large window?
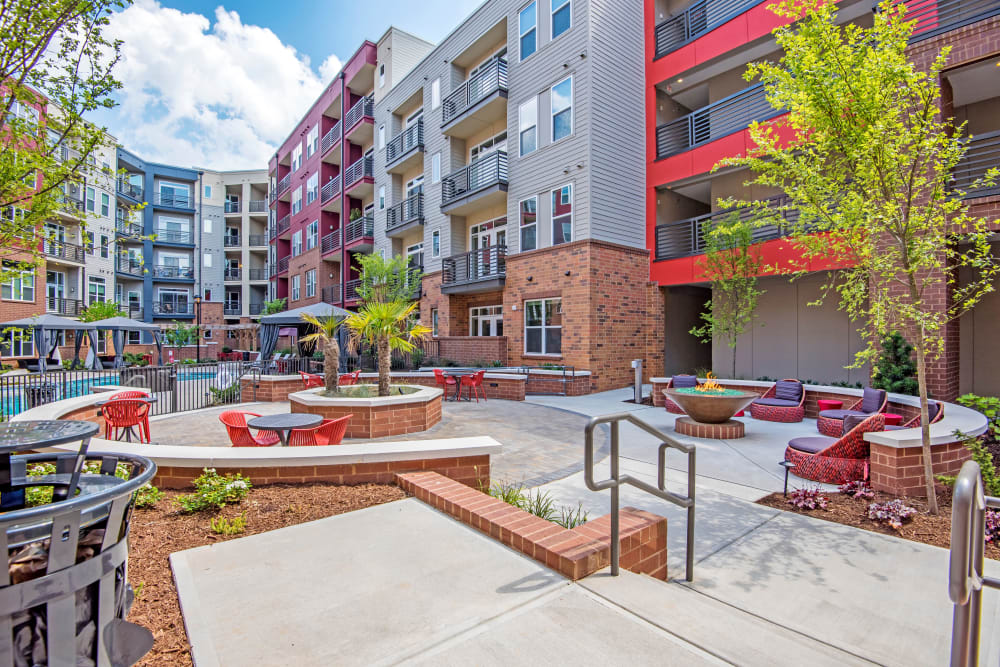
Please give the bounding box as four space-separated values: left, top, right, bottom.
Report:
291 274 301 301
378 125 385 150
158 181 191 207
306 173 318 204
292 143 303 172
552 0 571 38
305 269 316 298
86 187 96 212
552 184 572 245
519 197 537 251
88 277 106 304
519 98 537 157
292 230 303 256
291 186 303 215
306 220 318 250
100 234 109 259
101 192 110 217
1 329 35 357
432 230 440 258
525 298 561 355
519 2 537 60
470 131 507 161
306 126 318 157
378 186 386 210
431 79 441 109
431 309 439 337
2 265 34 301
551 76 573 142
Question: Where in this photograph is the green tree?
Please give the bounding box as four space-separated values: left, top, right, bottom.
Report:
163 321 197 350
346 301 431 397
78 300 121 322
354 252 422 303
0 0 129 280
299 313 344 394
721 0 999 511
689 215 765 378
262 297 286 315
872 332 919 396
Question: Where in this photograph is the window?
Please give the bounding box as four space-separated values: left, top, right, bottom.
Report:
379 63 385 87
519 197 537 251
204 185 212 198
305 269 316 297
292 275 301 301
306 173 318 204
306 220 318 250
552 0 571 38
85 231 95 255
378 125 385 150
203 252 212 268
432 230 440 257
552 185 572 245
525 298 561 355
292 230 303 256
519 98 537 156
100 235 109 259
158 181 190 207
431 309 439 337
1 329 35 357
519 2 537 60
292 143 303 172
406 242 424 272
291 186 303 215
470 131 507 161
156 216 191 244
88 277 106 305
551 76 573 142
378 186 385 210
431 153 441 183
470 305 503 337
86 187 96 212
203 218 212 234
306 126 319 157
9 100 39 125
101 193 110 217
2 265 34 301
127 331 141 345
431 79 441 109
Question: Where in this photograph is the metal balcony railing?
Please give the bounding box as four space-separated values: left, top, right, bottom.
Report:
344 215 374 245
126 304 143 319
344 156 373 189
441 151 508 207
224 201 241 213
154 229 193 244
277 255 289 274
654 0 764 58
43 240 85 263
442 58 508 127
898 0 1000 42
151 192 194 208
224 268 242 281
116 257 143 276
386 193 424 232
386 120 423 166
248 233 268 246
116 178 143 200
249 200 267 213
442 245 507 286
654 194 799 260
321 284 342 304
269 263 278 278
656 84 778 159
57 192 85 215
344 96 373 131
116 220 143 237
46 297 83 317
224 303 241 316
152 302 193 316
224 235 241 247
321 231 341 255
249 302 264 315
344 279 361 302
151 265 194 280
273 214 290 238
322 119 342 154
954 129 1000 199
321 175 342 204
248 268 268 280
276 173 291 196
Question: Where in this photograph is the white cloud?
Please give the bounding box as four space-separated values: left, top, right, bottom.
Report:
103 0 341 171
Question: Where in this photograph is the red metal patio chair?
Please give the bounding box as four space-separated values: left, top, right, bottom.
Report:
218 410 281 447
785 413 886 484
460 370 487 402
299 371 324 389
748 379 806 423
433 368 457 390
287 414 354 446
109 390 151 439
339 372 356 386
102 399 151 443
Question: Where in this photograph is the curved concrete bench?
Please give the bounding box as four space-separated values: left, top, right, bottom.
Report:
11 388 500 489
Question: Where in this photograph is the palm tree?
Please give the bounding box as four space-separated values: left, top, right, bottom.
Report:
299 313 344 394
345 301 431 397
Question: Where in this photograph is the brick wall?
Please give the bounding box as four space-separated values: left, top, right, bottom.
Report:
870 441 970 497
435 336 508 366
243 373 529 402
290 393 443 439
0 261 46 364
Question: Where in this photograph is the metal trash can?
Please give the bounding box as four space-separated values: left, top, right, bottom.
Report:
23 383 57 409
1 446 156 666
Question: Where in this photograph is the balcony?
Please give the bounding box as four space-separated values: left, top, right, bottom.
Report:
57 191 85 217
954 129 1000 199
224 201 241 214
115 219 143 237
270 214 290 240
441 58 508 138
654 0 764 59
386 193 424 237
152 302 194 317
271 173 291 204
154 229 194 245
321 119 343 163
321 231 341 257
385 120 424 173
654 195 798 261
441 151 508 214
343 156 373 197
344 279 361 303
224 235 241 248
655 83 778 160
126 304 143 319
224 268 241 281
321 174 342 207
248 233 268 247
249 302 264 316
116 257 143 277
277 255 289 274
248 268 268 281
46 297 83 317
269 262 279 278
43 240 85 264
344 215 374 248
344 96 374 144
321 284 342 304
248 200 267 214
151 192 194 209
441 246 507 294
904 0 1000 42
224 302 241 316
116 178 143 201
151 265 194 281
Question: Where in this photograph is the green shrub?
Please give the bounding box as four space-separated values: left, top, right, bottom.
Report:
181 358 197 365
134 484 163 509
938 430 1000 496
123 352 149 367
209 382 241 406
872 331 919 396
174 468 252 512
210 513 247 535
957 394 1000 443
221 345 232 354
410 348 425 368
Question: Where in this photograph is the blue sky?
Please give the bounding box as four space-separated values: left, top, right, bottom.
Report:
93 0 485 170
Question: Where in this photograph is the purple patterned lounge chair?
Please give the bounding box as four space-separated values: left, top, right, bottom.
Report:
816 387 887 437
785 413 885 484
885 401 943 431
663 375 700 414
749 379 805 422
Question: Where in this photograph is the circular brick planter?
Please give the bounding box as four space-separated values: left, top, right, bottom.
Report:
289 386 443 439
675 417 745 439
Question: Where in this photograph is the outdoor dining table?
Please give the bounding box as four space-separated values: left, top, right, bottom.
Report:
247 413 323 447
443 369 476 401
0 420 100 510
95 396 159 442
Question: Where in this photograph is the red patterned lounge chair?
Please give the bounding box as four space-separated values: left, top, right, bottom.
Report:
885 401 943 431
749 379 805 422
785 413 885 484
663 375 700 414
816 387 887 437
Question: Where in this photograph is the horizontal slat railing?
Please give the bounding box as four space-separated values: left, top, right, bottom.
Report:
386 120 424 165
654 0 764 58
152 265 194 280
151 192 194 208
248 200 267 213
442 245 507 286
43 240 85 263
899 0 1000 41
277 256 289 274
321 231 341 255
321 284 342 304
441 151 508 206
322 119 342 154
344 156 373 188
954 129 1000 199
656 83 777 159
321 175 342 204
344 279 361 302
441 58 508 126
345 96 373 131
46 297 83 317
386 193 424 232
345 215 374 244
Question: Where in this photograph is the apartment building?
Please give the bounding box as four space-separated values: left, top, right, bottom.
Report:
645 0 1000 399
368 0 659 391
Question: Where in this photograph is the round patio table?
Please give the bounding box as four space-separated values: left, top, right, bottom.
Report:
443 369 476 401
247 413 323 447
0 420 99 510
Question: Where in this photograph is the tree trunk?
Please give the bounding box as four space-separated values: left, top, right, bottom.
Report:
324 337 340 394
377 337 391 397
731 344 737 380
907 272 939 514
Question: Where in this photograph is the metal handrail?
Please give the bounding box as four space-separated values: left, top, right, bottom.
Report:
345 215 374 244
897 0 1000 43
441 57 508 127
321 231 341 254
584 412 696 581
954 129 1000 199
275 173 291 196
948 460 1000 666
248 200 267 213
321 175 342 203
344 156 373 188
344 95 373 131
386 119 424 165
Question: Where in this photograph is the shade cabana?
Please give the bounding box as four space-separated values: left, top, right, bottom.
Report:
258 303 353 362
0 314 101 373
87 317 166 368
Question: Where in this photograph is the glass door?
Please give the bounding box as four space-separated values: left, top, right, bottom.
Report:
470 305 503 337
46 270 65 312
470 218 507 278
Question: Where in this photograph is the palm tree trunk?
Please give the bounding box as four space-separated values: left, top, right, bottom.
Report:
324 337 339 394
378 337 391 396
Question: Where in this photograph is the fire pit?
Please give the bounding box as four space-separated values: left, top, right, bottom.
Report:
663 379 757 439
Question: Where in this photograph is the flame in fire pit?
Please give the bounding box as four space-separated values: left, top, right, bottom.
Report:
696 373 724 393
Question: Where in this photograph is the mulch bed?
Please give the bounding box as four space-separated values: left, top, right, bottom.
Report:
758 488 1000 560
127 483 406 666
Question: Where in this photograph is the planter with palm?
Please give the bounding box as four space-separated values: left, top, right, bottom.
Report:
299 313 344 394
345 301 430 397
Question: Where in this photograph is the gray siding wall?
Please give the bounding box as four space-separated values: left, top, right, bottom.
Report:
200 203 225 300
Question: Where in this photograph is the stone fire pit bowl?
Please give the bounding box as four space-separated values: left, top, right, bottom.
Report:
662 388 758 424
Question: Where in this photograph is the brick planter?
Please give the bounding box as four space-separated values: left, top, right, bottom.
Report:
289 386 443 439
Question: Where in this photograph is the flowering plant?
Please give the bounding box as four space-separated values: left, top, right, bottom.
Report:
838 480 875 499
175 468 253 512
788 486 828 510
867 500 917 531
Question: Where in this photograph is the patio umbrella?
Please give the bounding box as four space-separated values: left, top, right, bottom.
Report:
0 314 98 374
87 317 165 366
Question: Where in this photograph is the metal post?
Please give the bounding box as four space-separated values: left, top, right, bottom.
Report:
194 296 202 364
631 359 642 403
610 420 620 575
